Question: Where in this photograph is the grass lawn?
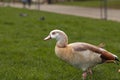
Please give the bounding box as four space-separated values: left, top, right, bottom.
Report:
56 0 120 9
0 7 120 80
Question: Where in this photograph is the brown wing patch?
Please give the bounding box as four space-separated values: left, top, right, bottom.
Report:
71 42 115 61
83 44 115 60
73 45 87 51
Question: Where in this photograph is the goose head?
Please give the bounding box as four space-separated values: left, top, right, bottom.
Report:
44 29 68 47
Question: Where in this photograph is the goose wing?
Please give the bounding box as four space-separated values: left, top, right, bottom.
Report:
69 42 116 62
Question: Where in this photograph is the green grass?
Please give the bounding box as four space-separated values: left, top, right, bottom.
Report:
0 7 120 80
57 0 120 9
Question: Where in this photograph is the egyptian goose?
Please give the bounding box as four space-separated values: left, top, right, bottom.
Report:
44 29 119 80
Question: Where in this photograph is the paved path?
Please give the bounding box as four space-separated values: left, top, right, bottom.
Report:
1 2 120 22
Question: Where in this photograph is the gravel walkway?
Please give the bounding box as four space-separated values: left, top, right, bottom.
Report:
1 2 120 22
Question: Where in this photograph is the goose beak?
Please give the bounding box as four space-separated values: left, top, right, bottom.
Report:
44 35 51 40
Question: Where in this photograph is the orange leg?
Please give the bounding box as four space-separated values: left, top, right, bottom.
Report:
88 68 93 75
82 71 87 80
82 69 93 80
87 68 93 80
104 60 115 63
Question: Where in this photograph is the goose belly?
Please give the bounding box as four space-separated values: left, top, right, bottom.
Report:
70 50 102 71
55 47 102 71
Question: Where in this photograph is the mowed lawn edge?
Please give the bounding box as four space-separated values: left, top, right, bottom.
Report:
56 0 120 9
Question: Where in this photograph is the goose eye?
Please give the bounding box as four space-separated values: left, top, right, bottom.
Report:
52 32 56 35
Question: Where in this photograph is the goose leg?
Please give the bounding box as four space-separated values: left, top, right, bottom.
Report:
88 68 93 75
82 71 87 80
105 60 115 63
87 68 93 80
105 60 119 65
